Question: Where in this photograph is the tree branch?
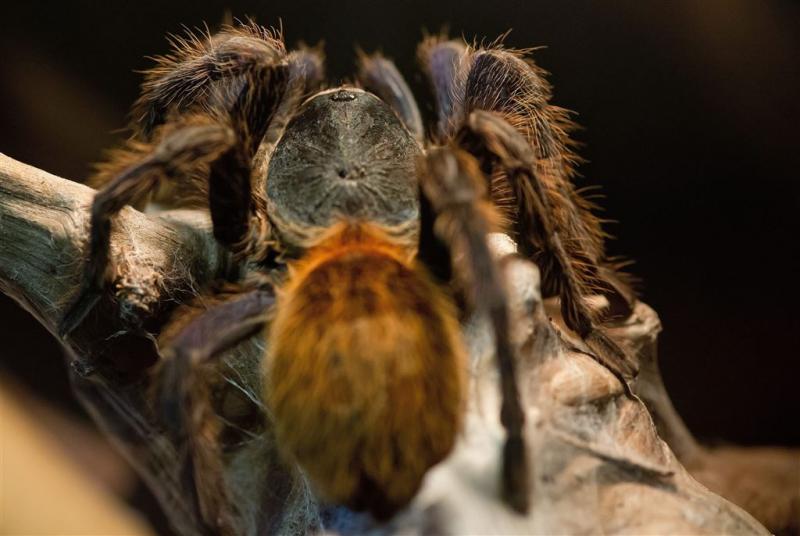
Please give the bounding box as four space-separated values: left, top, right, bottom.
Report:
0 152 227 339
1 153 786 535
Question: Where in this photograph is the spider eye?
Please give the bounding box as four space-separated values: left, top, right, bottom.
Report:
330 89 358 102
266 88 421 247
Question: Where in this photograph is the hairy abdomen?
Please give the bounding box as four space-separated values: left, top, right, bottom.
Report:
266 223 466 519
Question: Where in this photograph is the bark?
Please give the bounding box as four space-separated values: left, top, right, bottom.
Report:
1 152 793 535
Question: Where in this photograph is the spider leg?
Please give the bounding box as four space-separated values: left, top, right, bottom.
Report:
458 110 638 380
206 55 290 253
92 35 324 205
417 146 529 514
157 287 274 536
132 23 324 145
132 22 288 138
259 45 325 154
207 43 325 250
417 36 467 140
61 27 299 338
58 123 235 338
356 51 424 141
420 40 637 377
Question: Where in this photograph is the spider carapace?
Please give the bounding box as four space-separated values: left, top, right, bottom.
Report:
58 21 638 533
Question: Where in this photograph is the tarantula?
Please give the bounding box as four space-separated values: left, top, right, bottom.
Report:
59 21 637 534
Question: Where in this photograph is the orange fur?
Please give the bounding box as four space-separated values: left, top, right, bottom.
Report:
265 222 467 519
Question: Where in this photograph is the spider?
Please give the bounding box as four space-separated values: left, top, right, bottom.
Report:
58 20 638 534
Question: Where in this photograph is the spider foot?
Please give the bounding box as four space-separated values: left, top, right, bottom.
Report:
502 433 530 514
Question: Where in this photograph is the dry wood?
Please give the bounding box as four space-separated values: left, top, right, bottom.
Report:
1 152 791 534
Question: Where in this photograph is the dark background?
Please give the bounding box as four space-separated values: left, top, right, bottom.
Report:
1 0 798 530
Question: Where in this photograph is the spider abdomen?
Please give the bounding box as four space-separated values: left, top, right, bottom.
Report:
266 222 466 518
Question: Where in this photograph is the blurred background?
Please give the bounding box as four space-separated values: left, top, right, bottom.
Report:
1 1 798 533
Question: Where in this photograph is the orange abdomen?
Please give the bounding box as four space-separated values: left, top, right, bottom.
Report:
265 223 466 519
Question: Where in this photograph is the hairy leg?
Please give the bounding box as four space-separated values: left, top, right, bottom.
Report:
205 51 290 254
422 40 635 308
420 39 637 376
58 122 234 337
257 45 325 157
132 22 288 138
459 110 637 380
91 31 324 207
61 23 299 337
417 146 529 513
357 51 424 141
157 286 274 536
417 36 467 140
